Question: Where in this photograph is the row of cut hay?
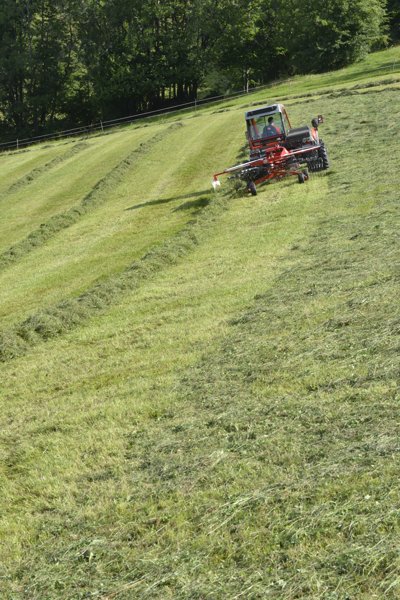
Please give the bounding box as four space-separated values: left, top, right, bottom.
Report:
0 189 228 362
3 141 89 196
0 123 183 273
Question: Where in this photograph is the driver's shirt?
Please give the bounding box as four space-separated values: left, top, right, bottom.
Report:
263 125 281 136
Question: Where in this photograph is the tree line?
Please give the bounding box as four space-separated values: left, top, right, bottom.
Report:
0 0 396 138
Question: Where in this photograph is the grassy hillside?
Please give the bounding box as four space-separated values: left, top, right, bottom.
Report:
1 47 400 599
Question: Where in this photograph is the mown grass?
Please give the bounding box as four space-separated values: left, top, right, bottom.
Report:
0 48 400 599
0 110 243 329
0 144 69 196
0 127 155 253
0 124 179 272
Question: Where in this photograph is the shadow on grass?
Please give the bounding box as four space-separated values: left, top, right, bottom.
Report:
125 189 210 211
173 196 210 212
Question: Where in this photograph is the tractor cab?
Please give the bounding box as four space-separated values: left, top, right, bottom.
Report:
246 104 291 154
212 102 329 194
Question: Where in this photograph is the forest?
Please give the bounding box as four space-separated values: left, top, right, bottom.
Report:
0 0 398 138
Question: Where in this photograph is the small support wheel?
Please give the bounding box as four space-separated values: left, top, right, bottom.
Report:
298 172 306 184
247 181 257 196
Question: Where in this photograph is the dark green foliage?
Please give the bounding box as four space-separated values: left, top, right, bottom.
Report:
275 0 388 74
0 0 82 133
387 0 400 42
0 0 390 135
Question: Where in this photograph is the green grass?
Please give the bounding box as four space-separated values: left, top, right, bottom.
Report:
0 47 400 599
0 113 243 330
0 129 154 253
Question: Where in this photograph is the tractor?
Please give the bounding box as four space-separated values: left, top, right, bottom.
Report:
212 103 329 195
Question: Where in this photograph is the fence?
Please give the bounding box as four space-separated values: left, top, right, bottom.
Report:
0 57 398 153
0 83 271 153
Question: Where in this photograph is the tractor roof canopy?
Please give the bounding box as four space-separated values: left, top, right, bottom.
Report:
245 103 283 120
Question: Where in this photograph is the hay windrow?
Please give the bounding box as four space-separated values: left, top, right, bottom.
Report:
245 77 400 108
3 142 90 196
96 192 400 599
0 123 183 273
0 191 228 362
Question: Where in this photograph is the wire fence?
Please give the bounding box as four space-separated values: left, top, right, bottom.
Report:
0 83 272 153
0 57 398 153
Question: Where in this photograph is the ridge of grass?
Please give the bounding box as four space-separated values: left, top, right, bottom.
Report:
0 145 69 198
3 141 90 196
0 187 228 362
242 75 400 110
0 123 181 273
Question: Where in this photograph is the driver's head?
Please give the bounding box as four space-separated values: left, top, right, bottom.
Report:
268 116 274 124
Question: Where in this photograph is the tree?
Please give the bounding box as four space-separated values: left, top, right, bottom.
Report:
201 0 264 92
0 0 390 137
387 0 400 42
0 0 81 134
277 0 388 74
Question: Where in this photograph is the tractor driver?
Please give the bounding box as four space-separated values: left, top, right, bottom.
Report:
263 116 281 137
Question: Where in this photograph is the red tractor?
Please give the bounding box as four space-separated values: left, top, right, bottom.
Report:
212 103 329 195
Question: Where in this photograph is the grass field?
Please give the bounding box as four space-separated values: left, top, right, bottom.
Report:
1 47 400 599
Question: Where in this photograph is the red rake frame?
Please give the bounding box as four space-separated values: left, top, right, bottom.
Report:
212 143 321 191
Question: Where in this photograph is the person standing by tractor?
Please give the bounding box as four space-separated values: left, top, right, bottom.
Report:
263 116 281 137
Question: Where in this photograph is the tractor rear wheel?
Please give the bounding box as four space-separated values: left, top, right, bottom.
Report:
309 141 329 172
318 140 329 170
248 181 257 196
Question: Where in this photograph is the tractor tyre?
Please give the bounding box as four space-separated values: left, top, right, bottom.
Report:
309 158 321 172
298 172 306 184
318 140 329 170
248 181 257 196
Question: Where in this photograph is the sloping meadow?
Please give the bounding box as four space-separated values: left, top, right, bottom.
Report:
0 110 243 337
0 49 400 598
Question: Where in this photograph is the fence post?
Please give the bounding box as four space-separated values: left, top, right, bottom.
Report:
100 121 104 132
16 139 19 150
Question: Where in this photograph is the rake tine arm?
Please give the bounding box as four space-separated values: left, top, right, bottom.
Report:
213 157 266 179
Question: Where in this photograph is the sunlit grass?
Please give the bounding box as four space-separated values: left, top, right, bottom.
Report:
0 48 400 599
